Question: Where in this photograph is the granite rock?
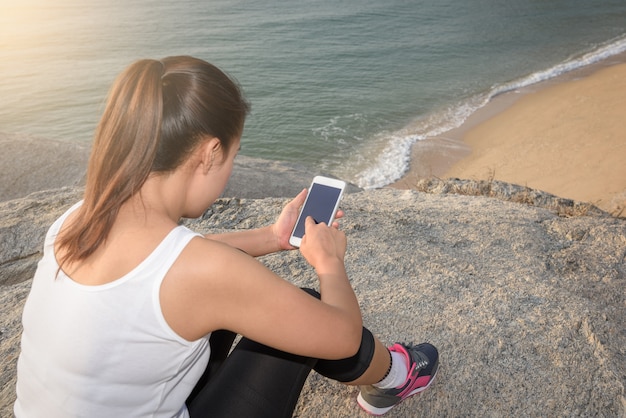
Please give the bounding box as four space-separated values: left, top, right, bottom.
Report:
1 185 625 417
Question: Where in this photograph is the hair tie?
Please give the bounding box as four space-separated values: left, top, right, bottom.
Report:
158 61 169 90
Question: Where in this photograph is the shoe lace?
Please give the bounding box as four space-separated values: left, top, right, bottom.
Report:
395 343 430 371
407 346 429 370
413 356 429 370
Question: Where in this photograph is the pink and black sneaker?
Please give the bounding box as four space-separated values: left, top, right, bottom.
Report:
357 342 439 415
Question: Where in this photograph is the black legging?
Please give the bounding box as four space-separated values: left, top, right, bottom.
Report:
186 288 376 418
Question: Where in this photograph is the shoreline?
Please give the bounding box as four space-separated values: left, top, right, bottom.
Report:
4 53 626 216
391 53 626 217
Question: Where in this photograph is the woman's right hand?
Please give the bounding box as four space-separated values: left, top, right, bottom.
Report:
299 216 347 273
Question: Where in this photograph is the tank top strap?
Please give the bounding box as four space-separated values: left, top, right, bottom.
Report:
151 225 203 266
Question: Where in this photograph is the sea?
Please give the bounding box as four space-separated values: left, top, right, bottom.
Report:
2 0 626 189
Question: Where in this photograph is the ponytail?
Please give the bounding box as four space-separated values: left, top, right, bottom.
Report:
57 56 248 271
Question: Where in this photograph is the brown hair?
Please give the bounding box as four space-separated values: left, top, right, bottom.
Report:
57 56 249 268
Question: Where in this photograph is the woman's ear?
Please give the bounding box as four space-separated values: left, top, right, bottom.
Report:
198 138 222 174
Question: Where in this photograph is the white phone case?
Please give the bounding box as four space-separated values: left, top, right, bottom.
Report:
288 176 346 247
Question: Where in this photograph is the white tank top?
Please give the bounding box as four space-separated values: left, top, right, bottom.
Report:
14 202 211 418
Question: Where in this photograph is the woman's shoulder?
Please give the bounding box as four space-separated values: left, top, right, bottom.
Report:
43 200 84 250
178 232 250 267
160 233 266 339
169 232 270 288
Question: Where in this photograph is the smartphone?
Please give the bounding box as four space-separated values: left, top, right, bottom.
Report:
288 176 346 247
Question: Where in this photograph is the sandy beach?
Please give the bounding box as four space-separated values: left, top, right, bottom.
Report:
393 59 626 218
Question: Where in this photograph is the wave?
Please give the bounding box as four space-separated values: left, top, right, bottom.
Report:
354 34 626 189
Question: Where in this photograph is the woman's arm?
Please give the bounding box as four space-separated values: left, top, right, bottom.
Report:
207 224 283 257
205 189 307 257
162 215 362 360
206 189 344 257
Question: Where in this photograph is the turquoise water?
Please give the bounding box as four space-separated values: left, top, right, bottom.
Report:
2 0 626 188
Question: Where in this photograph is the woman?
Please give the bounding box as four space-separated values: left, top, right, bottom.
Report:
14 56 438 417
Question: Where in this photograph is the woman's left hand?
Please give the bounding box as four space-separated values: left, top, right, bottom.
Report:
272 188 344 250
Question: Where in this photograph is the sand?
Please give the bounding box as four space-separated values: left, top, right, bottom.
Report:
393 59 626 218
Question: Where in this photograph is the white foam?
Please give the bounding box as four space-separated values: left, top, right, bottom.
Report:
354 96 488 189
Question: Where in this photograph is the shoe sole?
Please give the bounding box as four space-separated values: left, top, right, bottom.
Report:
356 365 439 416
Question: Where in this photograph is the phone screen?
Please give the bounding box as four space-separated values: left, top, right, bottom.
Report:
291 183 343 239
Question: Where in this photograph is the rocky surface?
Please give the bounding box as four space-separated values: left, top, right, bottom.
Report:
0 133 90 203
1 183 625 417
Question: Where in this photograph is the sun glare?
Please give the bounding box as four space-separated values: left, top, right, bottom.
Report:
0 0 70 50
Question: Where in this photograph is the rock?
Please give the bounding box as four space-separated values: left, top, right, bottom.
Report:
0 133 90 203
0 188 84 287
411 176 607 218
1 185 625 417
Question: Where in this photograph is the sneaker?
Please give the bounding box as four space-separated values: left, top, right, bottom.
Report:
357 342 439 416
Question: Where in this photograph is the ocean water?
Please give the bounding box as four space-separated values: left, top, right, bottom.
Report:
2 0 626 188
